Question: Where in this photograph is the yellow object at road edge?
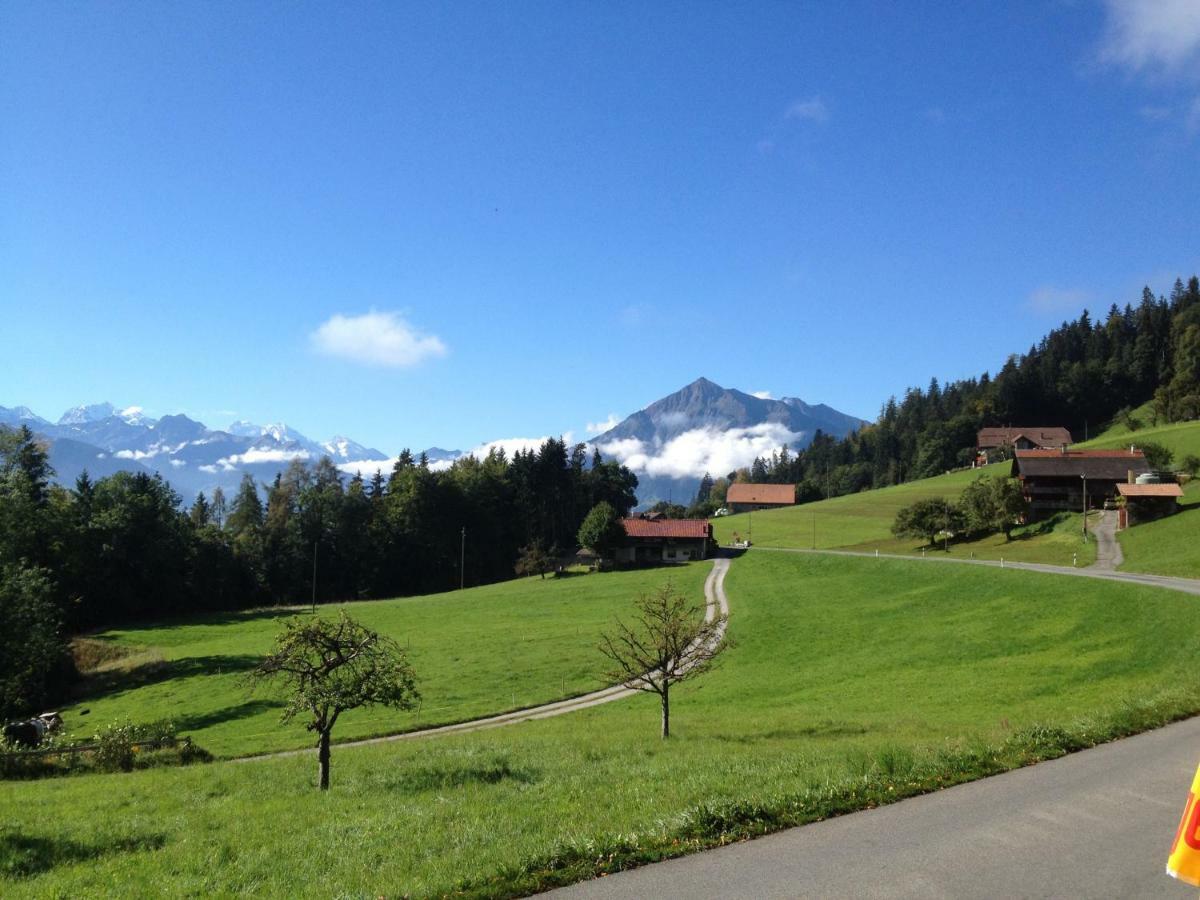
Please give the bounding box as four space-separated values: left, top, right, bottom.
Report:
1167 759 1200 886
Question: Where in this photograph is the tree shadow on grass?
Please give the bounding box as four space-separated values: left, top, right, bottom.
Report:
713 722 869 744
74 654 263 701
1008 511 1072 541
170 699 283 734
0 830 166 879
376 758 541 794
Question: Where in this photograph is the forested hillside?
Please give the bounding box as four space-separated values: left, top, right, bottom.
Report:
0 429 637 719
740 277 1200 500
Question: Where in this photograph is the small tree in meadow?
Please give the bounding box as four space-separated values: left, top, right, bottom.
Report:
891 497 964 548
514 541 553 579
598 583 728 739
958 476 1027 541
250 613 419 789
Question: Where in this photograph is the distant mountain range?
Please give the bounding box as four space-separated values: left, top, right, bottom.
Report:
0 403 401 502
2 379 864 506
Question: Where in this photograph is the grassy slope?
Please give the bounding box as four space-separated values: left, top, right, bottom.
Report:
6 551 1198 896
61 564 709 758
1075 399 1200 461
1116 479 1200 579
1075 403 1200 578
712 463 1097 566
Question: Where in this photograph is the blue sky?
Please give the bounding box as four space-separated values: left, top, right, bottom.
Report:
3 1 1199 455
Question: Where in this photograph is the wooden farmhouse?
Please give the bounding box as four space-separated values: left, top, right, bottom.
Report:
1011 448 1150 519
976 426 1073 463
617 518 714 564
725 482 796 513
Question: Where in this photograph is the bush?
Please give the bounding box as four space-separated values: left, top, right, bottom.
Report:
2 718 210 781
94 719 181 773
94 721 139 772
1181 454 1200 476
1137 442 1174 471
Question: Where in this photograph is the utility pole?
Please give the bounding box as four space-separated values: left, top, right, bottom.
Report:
311 540 318 613
1081 474 1088 541
460 526 466 590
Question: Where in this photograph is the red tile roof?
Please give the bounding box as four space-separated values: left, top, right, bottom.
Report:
726 483 796 505
1016 449 1145 459
977 427 1072 449
621 518 712 539
1116 483 1184 498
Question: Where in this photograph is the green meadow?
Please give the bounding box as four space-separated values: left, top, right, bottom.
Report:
1077 401 1200 462
5 552 1198 897
60 563 710 758
712 463 1097 566
1118 479 1200 579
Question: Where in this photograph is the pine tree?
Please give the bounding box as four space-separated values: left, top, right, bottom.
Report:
211 486 227 529
190 491 212 528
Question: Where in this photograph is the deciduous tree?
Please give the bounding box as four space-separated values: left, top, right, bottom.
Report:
577 501 625 563
249 613 419 789
598 583 728 739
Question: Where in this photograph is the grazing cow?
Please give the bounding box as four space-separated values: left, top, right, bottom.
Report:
3 720 43 748
2 713 61 748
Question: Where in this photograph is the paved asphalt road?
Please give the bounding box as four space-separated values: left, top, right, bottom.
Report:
550 715 1200 899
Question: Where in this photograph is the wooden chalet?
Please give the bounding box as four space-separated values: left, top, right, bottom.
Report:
616 518 713 564
1011 448 1150 518
976 426 1073 463
725 482 796 513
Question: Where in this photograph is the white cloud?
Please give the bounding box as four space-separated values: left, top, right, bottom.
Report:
169 459 187 468
114 448 157 460
751 390 773 400
1100 0 1200 72
338 458 396 478
1028 285 1092 315
469 436 552 459
311 311 447 368
199 464 218 474
597 423 802 480
785 96 829 124
586 414 620 435
339 436 564 478
215 448 310 471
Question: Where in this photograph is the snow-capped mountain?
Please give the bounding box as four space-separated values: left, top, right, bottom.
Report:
0 405 51 428
58 402 151 427
3 403 395 502
322 436 388 463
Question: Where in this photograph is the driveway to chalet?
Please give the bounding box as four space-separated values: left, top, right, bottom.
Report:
236 555 731 763
1090 508 1125 570
759 544 1200 596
